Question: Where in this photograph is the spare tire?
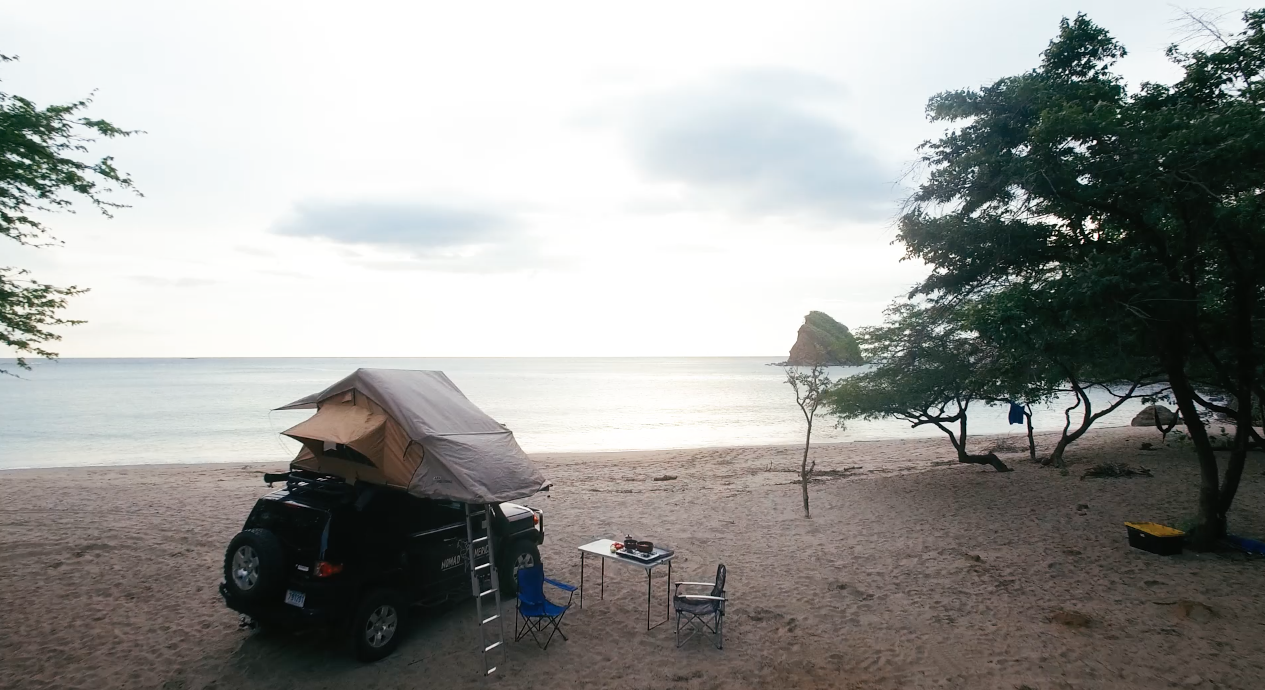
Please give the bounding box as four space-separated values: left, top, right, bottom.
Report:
223 528 285 603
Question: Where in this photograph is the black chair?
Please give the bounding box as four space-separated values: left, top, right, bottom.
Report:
674 563 726 649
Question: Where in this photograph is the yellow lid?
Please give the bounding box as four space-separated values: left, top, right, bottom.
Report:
1125 522 1185 538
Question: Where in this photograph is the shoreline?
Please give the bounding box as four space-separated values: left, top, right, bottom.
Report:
0 424 1127 474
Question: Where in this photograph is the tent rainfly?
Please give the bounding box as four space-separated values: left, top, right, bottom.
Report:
275 369 549 504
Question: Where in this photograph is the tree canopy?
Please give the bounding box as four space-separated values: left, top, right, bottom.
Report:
895 11 1265 547
961 282 1163 466
827 302 1013 472
0 54 138 374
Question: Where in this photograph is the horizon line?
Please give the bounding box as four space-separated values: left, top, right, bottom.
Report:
7 354 792 360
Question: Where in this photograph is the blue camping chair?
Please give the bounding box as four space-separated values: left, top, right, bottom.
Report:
515 563 576 649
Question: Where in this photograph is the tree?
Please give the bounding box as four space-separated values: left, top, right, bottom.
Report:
784 363 833 518
1 55 139 375
897 12 1265 547
1019 403 1036 463
962 296 1054 464
827 302 1012 472
963 285 1164 467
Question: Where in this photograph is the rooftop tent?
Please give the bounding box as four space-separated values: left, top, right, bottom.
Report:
276 369 549 503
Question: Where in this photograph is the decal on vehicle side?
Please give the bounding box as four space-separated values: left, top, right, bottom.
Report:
445 540 490 570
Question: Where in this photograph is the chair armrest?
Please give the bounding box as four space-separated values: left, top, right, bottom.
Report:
674 581 717 595
677 594 726 601
544 577 577 592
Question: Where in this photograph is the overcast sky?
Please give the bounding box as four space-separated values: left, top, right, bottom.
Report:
1 1 1245 357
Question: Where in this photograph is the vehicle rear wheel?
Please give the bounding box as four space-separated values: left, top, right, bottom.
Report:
352 588 406 662
223 529 284 603
499 540 541 595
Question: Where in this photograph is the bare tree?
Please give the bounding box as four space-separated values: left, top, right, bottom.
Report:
785 363 834 518
1045 377 1159 467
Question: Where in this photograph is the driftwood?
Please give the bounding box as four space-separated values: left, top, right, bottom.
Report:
1081 462 1153 479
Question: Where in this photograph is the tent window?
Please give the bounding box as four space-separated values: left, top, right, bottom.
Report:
322 442 373 466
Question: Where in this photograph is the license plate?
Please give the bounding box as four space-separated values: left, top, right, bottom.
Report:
284 589 306 608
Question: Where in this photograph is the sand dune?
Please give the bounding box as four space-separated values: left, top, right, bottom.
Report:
2 426 1263 689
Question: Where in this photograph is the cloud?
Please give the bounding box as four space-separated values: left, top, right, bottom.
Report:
272 201 512 249
347 244 568 274
130 276 216 288
624 70 900 222
270 201 548 272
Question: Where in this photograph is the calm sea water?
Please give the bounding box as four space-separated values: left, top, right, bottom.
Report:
0 358 1147 469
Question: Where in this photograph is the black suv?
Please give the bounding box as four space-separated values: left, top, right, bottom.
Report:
220 470 544 661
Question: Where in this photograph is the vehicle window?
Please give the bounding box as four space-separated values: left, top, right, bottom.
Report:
420 500 465 531
254 502 329 551
358 489 413 533
393 494 432 534
353 489 466 534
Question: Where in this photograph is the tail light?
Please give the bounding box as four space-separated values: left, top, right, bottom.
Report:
315 561 344 577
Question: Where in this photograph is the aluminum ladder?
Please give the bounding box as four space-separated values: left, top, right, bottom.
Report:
465 503 505 676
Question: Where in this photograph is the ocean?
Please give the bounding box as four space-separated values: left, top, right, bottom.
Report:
0 357 1148 470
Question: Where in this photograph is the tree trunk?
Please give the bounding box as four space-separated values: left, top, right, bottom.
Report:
955 450 1013 472
1049 385 1095 466
1167 360 1224 549
1024 406 1037 463
1258 392 1265 450
1045 387 1084 468
1214 256 1258 521
1047 379 1141 467
947 409 1011 472
800 417 813 518
1047 430 1077 467
1219 390 1251 516
1247 386 1265 450
1154 407 1178 440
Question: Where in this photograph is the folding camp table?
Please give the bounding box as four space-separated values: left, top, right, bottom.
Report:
577 538 675 631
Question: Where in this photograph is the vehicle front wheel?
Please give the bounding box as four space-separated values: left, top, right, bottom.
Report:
499 540 541 595
351 588 407 662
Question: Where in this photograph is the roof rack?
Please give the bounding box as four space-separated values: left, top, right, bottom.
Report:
279 470 357 500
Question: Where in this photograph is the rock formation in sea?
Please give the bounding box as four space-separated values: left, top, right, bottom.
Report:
785 311 864 366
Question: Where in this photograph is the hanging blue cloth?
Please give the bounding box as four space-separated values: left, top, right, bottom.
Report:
1008 402 1025 425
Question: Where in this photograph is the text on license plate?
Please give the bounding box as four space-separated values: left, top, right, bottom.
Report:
284 589 306 608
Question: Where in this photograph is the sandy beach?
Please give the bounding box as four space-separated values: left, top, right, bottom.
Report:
2 425 1263 690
